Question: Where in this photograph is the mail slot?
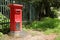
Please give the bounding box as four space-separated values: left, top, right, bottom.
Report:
16 9 20 13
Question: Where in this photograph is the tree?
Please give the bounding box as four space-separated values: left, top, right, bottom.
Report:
31 0 60 19
20 0 60 20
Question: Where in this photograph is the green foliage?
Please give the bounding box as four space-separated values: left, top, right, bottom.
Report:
23 17 60 34
28 17 60 31
55 35 60 40
0 13 10 34
51 7 60 17
0 32 3 37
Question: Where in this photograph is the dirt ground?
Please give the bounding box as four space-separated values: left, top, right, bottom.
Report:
0 30 57 40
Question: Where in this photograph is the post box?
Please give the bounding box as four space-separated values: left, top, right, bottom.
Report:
9 4 23 32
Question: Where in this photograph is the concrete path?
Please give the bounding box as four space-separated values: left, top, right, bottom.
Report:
0 30 57 40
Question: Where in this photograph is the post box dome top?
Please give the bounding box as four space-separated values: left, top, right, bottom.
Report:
8 4 23 9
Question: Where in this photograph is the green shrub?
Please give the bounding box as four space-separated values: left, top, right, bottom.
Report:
25 17 60 31
0 32 3 37
0 13 10 34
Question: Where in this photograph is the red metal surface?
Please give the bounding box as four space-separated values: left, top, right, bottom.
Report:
9 4 23 31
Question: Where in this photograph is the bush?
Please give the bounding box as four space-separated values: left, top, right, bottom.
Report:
25 17 60 31
0 13 10 34
0 32 3 37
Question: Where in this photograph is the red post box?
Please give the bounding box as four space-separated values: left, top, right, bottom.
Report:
9 4 23 32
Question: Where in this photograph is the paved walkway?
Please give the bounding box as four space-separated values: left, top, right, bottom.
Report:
0 30 57 40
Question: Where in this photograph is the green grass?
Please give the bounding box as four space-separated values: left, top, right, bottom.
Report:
44 22 60 35
55 35 60 40
23 17 60 35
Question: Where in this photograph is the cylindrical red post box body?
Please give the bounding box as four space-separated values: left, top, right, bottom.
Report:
9 4 23 31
